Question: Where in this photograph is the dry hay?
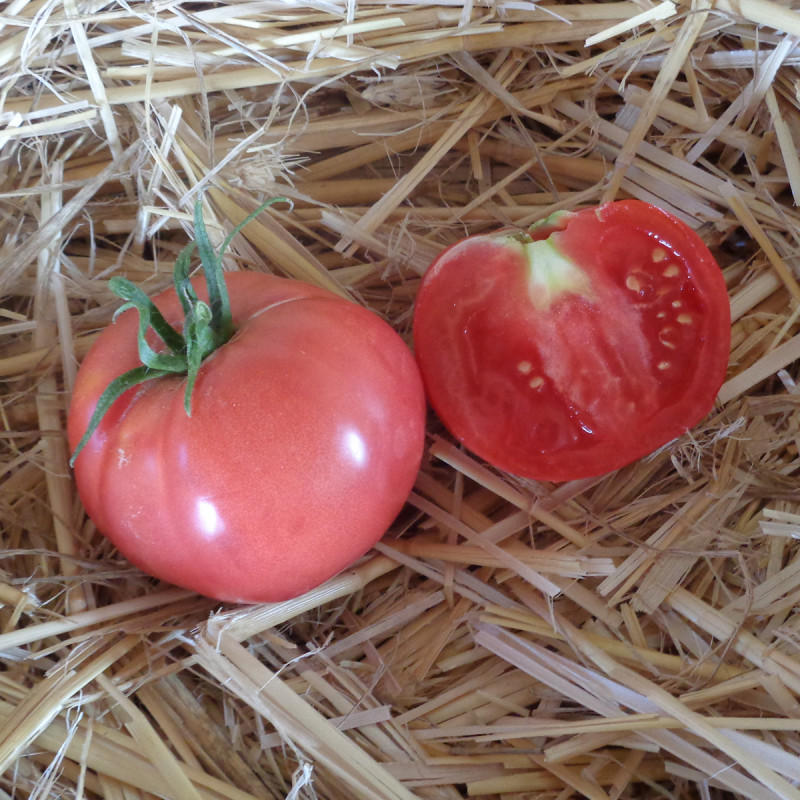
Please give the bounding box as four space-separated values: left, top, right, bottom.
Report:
1 1 800 798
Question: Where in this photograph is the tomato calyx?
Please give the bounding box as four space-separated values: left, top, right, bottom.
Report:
70 196 288 466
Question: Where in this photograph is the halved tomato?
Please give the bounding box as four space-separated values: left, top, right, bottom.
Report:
413 200 731 481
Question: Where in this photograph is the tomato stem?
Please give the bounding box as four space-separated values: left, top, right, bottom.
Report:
70 194 291 466
528 209 575 241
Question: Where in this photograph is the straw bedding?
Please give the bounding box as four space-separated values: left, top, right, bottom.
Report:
1 1 800 798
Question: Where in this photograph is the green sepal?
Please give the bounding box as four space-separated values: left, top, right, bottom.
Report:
109 276 187 371
219 196 293 256
173 241 199 316
183 301 215 415
193 195 293 344
69 366 174 467
193 201 232 343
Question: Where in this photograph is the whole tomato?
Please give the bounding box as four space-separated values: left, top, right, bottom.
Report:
413 200 731 482
68 210 425 604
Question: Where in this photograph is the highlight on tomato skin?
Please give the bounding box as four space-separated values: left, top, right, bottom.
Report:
412 199 732 483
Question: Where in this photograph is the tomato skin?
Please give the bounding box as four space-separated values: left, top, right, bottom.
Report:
68 272 426 603
413 200 731 482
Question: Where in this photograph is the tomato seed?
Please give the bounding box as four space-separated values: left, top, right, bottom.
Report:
658 328 677 349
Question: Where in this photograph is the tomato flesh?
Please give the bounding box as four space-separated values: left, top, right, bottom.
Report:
68 272 426 603
413 200 731 481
